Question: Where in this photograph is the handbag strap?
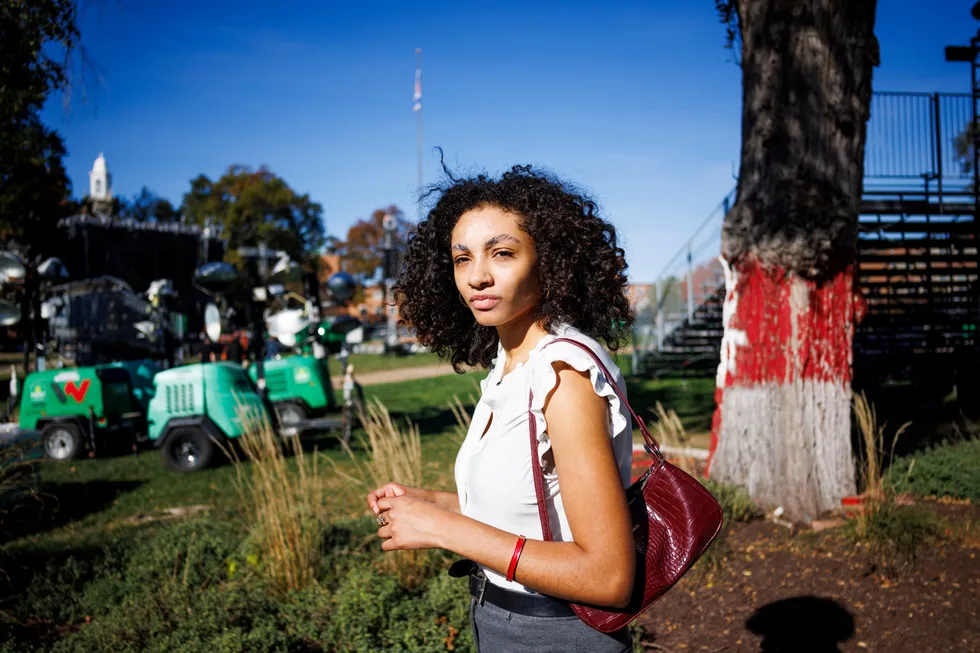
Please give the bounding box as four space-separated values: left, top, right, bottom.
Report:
527 337 664 541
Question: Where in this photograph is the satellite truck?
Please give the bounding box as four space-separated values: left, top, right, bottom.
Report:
8 245 366 472
10 267 271 470
142 254 366 472
195 251 366 444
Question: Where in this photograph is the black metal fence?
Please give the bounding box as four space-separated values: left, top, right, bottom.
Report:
864 92 975 183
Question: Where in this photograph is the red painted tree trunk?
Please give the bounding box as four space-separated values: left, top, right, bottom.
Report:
707 0 879 522
707 257 866 520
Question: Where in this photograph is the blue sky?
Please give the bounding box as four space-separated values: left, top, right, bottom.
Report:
43 0 976 282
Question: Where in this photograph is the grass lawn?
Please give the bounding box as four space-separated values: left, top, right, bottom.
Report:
2 372 712 549
3 369 491 547
345 351 446 374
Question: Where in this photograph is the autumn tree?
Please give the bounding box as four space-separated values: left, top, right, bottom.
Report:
180 165 326 265
707 1 879 522
340 205 413 280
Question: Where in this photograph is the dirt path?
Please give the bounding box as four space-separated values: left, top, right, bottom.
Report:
635 501 980 652
333 364 462 388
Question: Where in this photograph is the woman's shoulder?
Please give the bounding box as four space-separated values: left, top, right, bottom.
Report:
525 325 625 405
539 325 621 377
528 324 631 439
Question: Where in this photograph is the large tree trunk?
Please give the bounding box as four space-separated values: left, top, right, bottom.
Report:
706 0 879 522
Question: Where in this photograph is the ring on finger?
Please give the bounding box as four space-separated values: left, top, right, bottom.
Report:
376 513 388 526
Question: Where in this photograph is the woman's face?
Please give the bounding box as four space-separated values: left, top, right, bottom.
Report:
450 205 541 328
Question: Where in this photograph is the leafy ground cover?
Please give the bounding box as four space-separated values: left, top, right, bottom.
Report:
1 368 976 652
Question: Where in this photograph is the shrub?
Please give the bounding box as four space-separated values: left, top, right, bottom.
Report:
283 566 474 653
887 438 980 502
850 502 940 569
51 583 291 653
700 478 760 524
11 536 133 624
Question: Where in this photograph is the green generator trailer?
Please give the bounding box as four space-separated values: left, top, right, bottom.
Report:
248 354 336 424
147 361 270 472
18 363 155 461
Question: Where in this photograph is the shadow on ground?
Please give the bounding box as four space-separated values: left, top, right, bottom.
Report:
746 596 855 653
0 479 144 545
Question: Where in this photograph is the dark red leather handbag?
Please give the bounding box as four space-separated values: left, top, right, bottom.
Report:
528 338 724 633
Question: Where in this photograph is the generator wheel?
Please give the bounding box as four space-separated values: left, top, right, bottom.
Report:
275 401 307 427
163 426 214 472
42 423 83 461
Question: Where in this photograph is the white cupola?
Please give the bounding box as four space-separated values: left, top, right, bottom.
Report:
88 152 112 200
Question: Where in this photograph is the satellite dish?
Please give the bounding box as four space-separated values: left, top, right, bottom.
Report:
325 272 357 302
0 252 26 284
266 308 310 348
194 261 240 295
133 321 157 338
0 299 21 326
204 303 222 341
269 255 302 283
37 257 69 281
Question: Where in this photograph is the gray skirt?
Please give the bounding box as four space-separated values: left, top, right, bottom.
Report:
469 598 632 653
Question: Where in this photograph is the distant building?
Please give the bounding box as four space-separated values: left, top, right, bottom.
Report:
87 153 113 213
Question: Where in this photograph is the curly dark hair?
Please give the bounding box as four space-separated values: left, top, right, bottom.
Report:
396 163 633 372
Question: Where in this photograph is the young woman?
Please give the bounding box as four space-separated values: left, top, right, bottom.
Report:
367 165 636 652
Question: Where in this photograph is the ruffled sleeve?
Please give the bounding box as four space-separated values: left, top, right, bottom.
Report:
526 338 630 478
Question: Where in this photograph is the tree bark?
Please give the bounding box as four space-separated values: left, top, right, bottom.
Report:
707 0 879 522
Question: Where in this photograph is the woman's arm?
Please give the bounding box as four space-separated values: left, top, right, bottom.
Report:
377 364 635 608
425 490 461 513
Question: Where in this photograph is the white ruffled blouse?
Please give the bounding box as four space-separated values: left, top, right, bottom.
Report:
453 323 633 594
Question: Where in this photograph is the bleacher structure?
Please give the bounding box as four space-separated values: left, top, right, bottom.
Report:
637 92 979 388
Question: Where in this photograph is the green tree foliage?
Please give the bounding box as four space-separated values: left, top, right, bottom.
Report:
119 186 178 223
180 165 326 264
0 0 78 124
0 114 72 255
340 205 413 281
0 0 78 256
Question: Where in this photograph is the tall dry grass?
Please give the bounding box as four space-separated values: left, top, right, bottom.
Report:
449 394 474 444
853 391 908 506
331 397 434 589
337 397 423 491
222 400 326 596
850 392 937 568
648 401 698 477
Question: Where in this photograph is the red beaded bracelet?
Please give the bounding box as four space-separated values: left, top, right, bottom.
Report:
506 535 527 582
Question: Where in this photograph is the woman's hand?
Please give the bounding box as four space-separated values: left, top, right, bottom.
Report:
375 495 451 551
366 482 430 515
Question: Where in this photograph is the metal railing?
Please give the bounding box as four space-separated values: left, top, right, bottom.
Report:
635 91 978 358
631 190 734 356
864 92 975 190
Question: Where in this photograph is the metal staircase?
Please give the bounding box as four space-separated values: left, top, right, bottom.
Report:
855 191 978 373
637 91 979 380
